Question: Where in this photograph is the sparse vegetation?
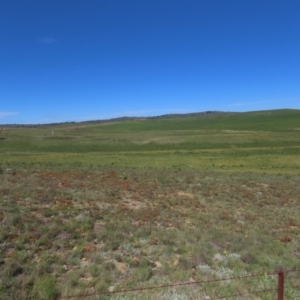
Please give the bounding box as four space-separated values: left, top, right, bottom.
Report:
0 109 300 299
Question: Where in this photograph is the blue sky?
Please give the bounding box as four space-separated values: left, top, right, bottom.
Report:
1 0 300 124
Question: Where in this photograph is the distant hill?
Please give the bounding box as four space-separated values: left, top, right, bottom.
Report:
89 108 300 132
0 111 233 128
1 111 238 127
1 109 299 131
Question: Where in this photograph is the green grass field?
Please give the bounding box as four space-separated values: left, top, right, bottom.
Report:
1 109 300 173
0 109 300 299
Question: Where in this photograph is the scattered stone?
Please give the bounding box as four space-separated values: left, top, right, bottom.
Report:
63 265 68 271
56 231 70 240
93 222 104 234
133 256 140 264
147 259 156 267
83 243 96 253
33 254 40 263
80 274 93 282
80 257 89 268
5 248 16 258
155 261 162 268
279 236 292 243
108 286 115 292
115 262 127 274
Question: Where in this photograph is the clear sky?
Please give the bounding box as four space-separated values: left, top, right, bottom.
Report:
1 0 300 124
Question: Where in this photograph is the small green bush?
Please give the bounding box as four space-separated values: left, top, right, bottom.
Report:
33 275 60 300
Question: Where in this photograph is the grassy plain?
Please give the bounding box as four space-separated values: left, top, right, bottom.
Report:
0 109 300 299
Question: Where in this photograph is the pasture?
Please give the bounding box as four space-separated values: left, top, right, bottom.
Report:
0 109 300 299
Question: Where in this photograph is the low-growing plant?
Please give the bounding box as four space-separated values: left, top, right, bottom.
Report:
33 275 60 300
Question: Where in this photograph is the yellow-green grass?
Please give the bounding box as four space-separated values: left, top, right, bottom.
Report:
1 146 300 174
1 110 299 173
